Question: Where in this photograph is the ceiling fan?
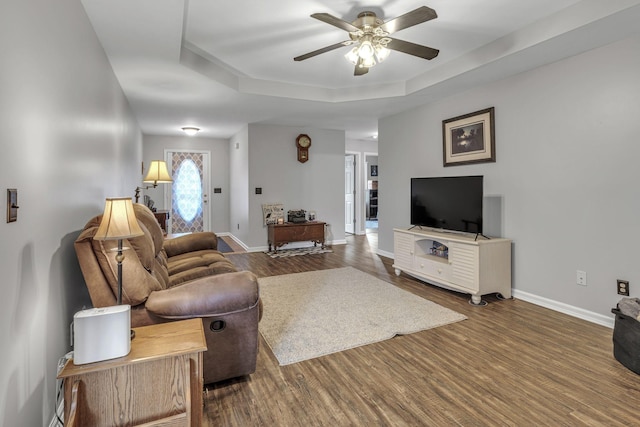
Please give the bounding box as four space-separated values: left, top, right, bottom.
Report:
294 6 439 76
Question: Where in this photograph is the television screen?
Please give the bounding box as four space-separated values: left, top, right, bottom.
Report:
410 176 483 234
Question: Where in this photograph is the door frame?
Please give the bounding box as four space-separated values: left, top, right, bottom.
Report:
346 151 365 235
164 149 211 233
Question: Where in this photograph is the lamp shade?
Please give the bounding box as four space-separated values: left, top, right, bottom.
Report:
94 197 144 241
143 160 173 185
358 40 375 59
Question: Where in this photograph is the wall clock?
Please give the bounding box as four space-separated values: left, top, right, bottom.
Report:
296 134 311 163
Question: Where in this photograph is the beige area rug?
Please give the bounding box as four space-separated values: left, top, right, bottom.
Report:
258 267 467 366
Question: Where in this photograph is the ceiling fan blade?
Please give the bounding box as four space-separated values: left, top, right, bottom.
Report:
311 13 360 33
354 58 369 76
386 38 439 60
380 6 437 34
294 41 352 61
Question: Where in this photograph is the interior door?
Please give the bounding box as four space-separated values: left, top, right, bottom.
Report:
345 154 355 234
165 150 210 233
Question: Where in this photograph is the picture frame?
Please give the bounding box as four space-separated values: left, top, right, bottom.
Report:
370 165 378 177
7 189 18 223
442 107 495 167
262 203 284 225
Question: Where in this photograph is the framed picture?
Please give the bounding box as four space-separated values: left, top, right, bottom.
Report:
262 203 284 225
442 107 495 167
370 165 378 177
6 189 18 223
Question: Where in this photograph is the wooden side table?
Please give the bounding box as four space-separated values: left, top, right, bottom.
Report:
153 210 170 233
58 318 207 427
267 221 326 252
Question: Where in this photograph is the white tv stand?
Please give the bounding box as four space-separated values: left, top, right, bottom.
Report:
393 227 512 305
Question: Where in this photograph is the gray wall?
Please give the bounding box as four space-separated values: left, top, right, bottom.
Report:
0 0 142 425
230 123 345 250
230 126 250 245
379 34 640 322
143 134 231 233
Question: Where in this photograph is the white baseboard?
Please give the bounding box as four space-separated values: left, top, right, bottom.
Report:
377 248 394 259
512 289 614 328
220 233 250 251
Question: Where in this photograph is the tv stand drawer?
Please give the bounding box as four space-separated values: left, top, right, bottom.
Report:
415 256 452 281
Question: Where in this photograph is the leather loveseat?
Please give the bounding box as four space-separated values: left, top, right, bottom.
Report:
74 203 261 384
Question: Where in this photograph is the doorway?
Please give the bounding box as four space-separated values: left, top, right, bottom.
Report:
365 154 378 233
165 150 211 234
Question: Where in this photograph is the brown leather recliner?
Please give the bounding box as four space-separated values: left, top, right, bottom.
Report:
74 203 261 384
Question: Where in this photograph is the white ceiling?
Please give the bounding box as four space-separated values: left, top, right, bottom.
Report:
81 0 640 141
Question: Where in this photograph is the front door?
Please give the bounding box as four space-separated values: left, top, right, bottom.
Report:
345 154 355 234
165 150 210 234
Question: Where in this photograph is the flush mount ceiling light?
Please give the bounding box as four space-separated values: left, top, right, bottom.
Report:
294 7 439 76
181 127 200 136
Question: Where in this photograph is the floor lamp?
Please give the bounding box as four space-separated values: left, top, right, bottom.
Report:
93 197 145 305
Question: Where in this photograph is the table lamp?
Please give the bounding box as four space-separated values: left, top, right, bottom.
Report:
135 160 173 203
73 197 144 364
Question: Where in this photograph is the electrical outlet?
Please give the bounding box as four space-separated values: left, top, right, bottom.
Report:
576 270 587 286
617 280 630 296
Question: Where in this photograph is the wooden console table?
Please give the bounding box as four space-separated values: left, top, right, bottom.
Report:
58 318 207 427
268 221 326 252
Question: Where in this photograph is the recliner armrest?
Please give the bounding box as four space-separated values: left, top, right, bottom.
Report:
163 232 219 257
145 271 259 319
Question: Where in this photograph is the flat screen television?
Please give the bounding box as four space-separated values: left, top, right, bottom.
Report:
410 176 483 234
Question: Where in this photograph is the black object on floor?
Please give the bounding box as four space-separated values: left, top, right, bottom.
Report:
217 238 234 253
612 307 640 375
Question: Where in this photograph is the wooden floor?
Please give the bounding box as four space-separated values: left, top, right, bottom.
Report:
204 233 639 426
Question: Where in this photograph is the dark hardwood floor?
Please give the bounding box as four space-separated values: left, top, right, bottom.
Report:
205 233 639 426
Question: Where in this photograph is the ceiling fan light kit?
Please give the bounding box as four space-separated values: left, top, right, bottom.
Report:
294 6 440 76
344 37 391 69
